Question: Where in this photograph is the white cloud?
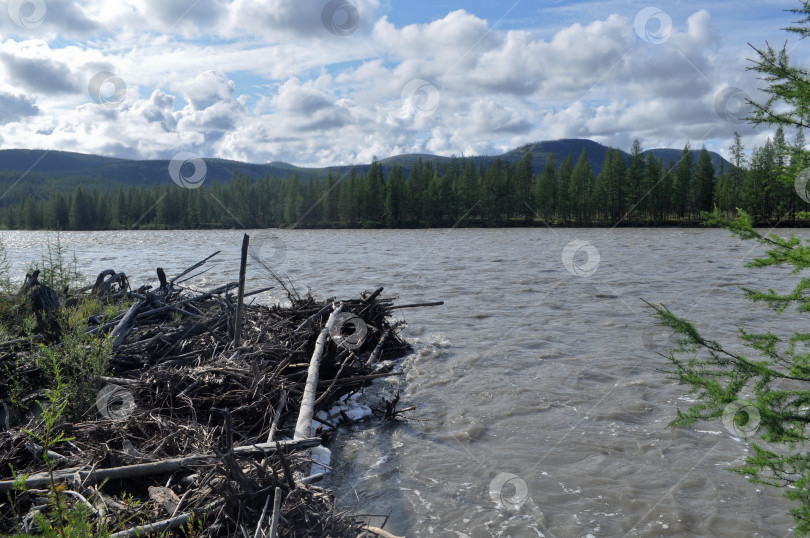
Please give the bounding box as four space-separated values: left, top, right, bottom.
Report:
225 0 380 40
176 70 235 111
0 92 39 122
272 78 334 114
0 2 787 166
0 41 80 95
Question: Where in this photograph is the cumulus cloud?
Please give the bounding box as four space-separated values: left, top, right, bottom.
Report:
141 0 229 32
0 93 39 122
139 90 178 132
176 70 235 111
0 51 79 95
226 0 380 40
272 78 334 114
0 2 783 166
1 1 99 39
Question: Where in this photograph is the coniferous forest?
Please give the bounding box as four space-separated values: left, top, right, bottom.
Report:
3 131 808 230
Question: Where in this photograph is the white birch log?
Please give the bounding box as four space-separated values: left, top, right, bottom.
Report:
293 303 343 441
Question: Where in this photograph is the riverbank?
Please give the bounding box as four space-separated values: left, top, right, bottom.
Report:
0 238 432 537
5 215 810 231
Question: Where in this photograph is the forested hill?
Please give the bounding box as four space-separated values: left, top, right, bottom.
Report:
11 135 802 231
0 139 730 190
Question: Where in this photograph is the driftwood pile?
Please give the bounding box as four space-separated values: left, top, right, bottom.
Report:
0 237 437 537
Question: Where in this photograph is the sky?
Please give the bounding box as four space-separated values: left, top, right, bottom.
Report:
0 0 806 167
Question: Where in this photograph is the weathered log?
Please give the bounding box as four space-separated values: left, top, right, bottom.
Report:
358 286 385 316
267 390 287 443
253 492 271 538
110 500 222 538
0 438 321 492
390 301 445 309
109 300 143 349
21 272 61 337
91 269 129 296
362 526 405 538
294 303 332 332
294 303 343 441
156 267 168 291
362 287 384 304
366 328 392 366
315 351 353 406
92 269 116 295
19 270 40 295
314 371 404 387
86 283 240 335
103 272 129 295
30 284 60 318
268 486 283 538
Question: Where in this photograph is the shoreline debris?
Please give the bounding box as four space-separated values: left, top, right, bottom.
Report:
0 236 441 536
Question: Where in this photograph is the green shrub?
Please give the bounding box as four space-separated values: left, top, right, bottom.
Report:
27 234 82 293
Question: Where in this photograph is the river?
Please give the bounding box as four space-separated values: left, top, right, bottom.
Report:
0 228 802 537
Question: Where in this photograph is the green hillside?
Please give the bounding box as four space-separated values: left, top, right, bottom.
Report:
0 139 731 195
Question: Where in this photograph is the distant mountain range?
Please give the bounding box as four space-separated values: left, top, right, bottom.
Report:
0 139 731 191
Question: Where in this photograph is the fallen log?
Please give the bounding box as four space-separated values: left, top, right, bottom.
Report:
267 486 282 538
91 269 116 295
366 328 392 366
294 303 343 441
390 301 445 309
110 500 223 538
110 300 143 349
362 526 406 538
0 438 321 492
294 303 331 332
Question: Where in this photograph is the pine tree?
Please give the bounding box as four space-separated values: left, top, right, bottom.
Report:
69 188 91 230
606 147 627 222
534 154 558 221
364 157 385 224
671 144 692 218
480 159 504 222
646 153 667 221
626 140 645 221
459 159 478 217
569 149 592 223
728 132 746 211
384 165 405 227
790 128 809 220
692 147 716 212
771 126 795 220
21 194 40 229
557 154 574 221
593 149 613 222
744 141 776 221
515 152 534 220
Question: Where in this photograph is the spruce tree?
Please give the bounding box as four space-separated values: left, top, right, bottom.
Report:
671 144 692 218
557 154 574 221
627 139 645 221
692 147 716 212
534 154 558 221
569 149 592 223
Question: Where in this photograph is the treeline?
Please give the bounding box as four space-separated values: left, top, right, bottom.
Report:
3 131 808 230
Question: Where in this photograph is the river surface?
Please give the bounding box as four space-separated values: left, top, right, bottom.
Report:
1 228 804 537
